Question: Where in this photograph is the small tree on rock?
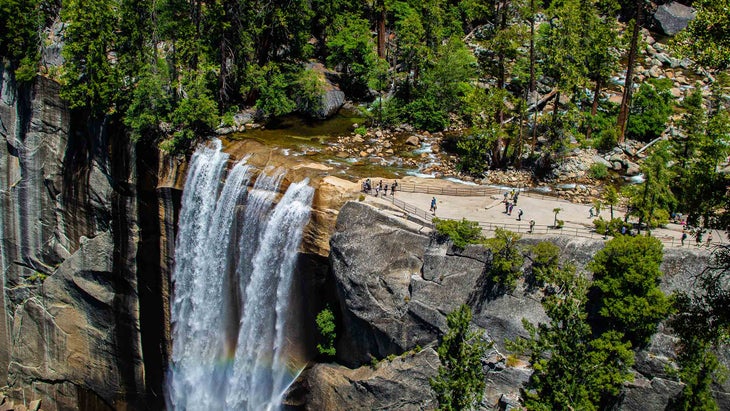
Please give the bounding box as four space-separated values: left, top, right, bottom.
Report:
430 304 490 411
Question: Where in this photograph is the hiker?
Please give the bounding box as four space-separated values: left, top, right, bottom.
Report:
529 220 535 233
384 184 389 196
513 191 519 205
375 185 380 197
517 208 523 221
503 192 509 203
392 180 398 195
706 232 713 247
508 203 514 216
430 197 437 213
681 230 687 246
589 207 594 218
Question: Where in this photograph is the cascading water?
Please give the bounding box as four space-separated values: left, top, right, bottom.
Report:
167 140 314 411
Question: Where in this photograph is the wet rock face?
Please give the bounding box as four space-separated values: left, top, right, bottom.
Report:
0 71 165 410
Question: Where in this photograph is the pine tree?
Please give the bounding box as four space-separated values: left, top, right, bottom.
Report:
430 304 489 411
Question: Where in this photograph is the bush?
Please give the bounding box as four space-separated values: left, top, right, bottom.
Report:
484 228 524 291
433 218 483 249
354 126 367 136
593 218 631 236
627 78 674 142
589 163 609 180
316 307 337 357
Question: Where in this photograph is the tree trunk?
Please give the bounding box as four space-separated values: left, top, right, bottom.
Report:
617 4 643 143
377 0 386 59
529 0 538 151
585 77 603 140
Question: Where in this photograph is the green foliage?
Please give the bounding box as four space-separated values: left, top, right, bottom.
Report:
326 13 381 97
457 130 497 175
671 81 730 227
0 0 44 82
433 218 483 249
587 235 671 347
172 65 219 131
484 228 523 292
354 126 367 136
552 208 562 228
60 0 120 115
626 78 674 142
593 217 630 237
316 306 337 357
252 63 296 118
529 241 561 285
604 186 620 219
294 68 325 116
28 271 47 283
124 64 170 142
509 267 634 410
671 0 730 70
625 142 676 232
430 304 489 411
589 162 608 180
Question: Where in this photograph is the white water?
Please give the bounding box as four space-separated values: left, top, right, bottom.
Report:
167 140 314 411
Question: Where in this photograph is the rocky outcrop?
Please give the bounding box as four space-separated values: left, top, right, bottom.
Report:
0 69 168 410
315 202 727 409
653 2 696 36
285 348 440 411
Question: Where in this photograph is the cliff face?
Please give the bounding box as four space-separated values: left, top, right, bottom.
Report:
0 69 170 410
296 201 729 410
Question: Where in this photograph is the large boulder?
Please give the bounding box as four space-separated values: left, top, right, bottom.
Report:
285 348 440 410
653 2 696 36
330 202 490 366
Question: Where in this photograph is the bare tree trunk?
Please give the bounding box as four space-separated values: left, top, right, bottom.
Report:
377 0 386 59
617 3 643 143
529 0 538 150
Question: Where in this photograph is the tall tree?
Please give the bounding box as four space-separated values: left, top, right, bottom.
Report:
509 263 634 410
587 235 671 348
616 0 649 143
624 142 676 233
60 0 120 116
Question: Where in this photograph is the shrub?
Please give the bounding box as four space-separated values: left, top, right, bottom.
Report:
627 78 674 142
555 219 564 229
354 126 367 136
316 306 337 357
589 163 609 180
433 218 484 249
484 228 524 292
506 354 520 367
593 218 631 236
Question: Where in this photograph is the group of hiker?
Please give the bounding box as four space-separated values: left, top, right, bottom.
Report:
362 179 398 197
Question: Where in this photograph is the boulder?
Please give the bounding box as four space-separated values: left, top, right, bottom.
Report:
653 2 696 36
284 348 440 410
592 155 613 169
302 63 345 119
405 135 420 146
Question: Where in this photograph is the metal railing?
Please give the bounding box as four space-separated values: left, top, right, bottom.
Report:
395 182 501 197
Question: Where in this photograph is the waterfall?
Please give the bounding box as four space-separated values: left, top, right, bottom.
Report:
167 140 314 411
